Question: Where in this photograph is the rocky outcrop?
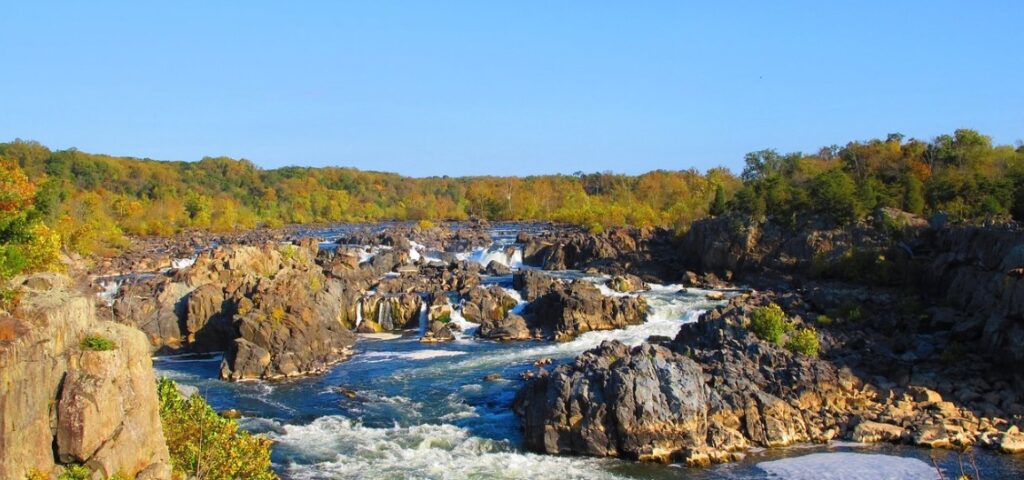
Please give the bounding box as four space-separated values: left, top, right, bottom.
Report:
514 291 1024 465
215 242 357 380
465 285 534 341
512 270 560 301
335 222 493 254
478 313 532 341
1 274 170 479
485 260 512 276
355 292 424 332
463 286 519 324
112 275 193 353
420 295 457 343
184 283 234 353
515 341 714 462
111 240 367 381
678 214 1024 364
922 226 1024 364
374 260 480 296
519 227 683 281
526 280 647 342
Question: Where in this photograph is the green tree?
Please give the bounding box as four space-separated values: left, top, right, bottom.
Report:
903 174 925 214
709 184 727 216
811 170 861 224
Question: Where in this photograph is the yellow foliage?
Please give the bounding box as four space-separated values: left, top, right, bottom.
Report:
269 305 286 324
23 223 62 272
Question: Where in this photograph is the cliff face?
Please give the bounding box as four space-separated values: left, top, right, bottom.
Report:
0 274 170 480
923 227 1024 364
678 214 1024 363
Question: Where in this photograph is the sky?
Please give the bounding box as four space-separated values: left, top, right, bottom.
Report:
1 1 1021 177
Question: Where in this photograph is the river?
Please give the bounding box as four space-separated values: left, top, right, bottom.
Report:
152 225 1024 479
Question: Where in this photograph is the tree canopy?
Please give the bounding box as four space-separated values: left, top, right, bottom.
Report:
1 128 1021 258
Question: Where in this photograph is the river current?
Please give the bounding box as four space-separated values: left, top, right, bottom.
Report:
152 224 1024 479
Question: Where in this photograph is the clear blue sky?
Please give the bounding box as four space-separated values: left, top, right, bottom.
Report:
1 1 1021 177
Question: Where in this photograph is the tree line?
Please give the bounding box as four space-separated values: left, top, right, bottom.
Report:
0 129 1021 263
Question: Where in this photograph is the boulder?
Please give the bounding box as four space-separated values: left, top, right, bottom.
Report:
463 286 519 324
478 313 531 341
526 280 647 341
513 270 560 301
485 260 512 276
514 341 709 460
607 274 648 293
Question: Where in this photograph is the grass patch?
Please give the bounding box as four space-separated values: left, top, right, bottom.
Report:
80 335 116 351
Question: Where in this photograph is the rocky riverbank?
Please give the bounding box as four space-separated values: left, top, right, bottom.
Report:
514 211 1024 466
514 290 1024 465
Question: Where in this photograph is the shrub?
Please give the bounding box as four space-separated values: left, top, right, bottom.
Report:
80 335 116 351
278 244 298 262
416 219 435 229
269 305 286 324
157 378 277 480
56 465 90 480
748 303 788 345
785 327 821 356
815 314 833 326
838 303 863 322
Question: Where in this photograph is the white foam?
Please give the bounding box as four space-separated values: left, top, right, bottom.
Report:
449 305 479 339
358 333 403 340
448 300 704 371
171 256 197 269
96 279 122 307
272 416 627 480
461 245 523 268
362 350 468 361
503 288 528 315
757 452 938 480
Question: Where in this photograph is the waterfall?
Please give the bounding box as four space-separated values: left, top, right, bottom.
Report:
355 299 363 327
378 300 394 330
418 301 428 336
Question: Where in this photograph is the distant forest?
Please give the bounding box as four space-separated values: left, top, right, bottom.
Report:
1 129 1022 257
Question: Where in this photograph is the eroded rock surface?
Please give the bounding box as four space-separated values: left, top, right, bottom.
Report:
515 291 1024 465
0 274 170 479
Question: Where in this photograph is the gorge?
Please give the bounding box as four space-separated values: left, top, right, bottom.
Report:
4 215 1023 479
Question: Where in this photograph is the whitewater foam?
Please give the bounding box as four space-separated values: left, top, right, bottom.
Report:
271 416 627 480
362 350 469 361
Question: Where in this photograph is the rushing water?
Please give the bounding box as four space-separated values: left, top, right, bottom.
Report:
152 225 1024 479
